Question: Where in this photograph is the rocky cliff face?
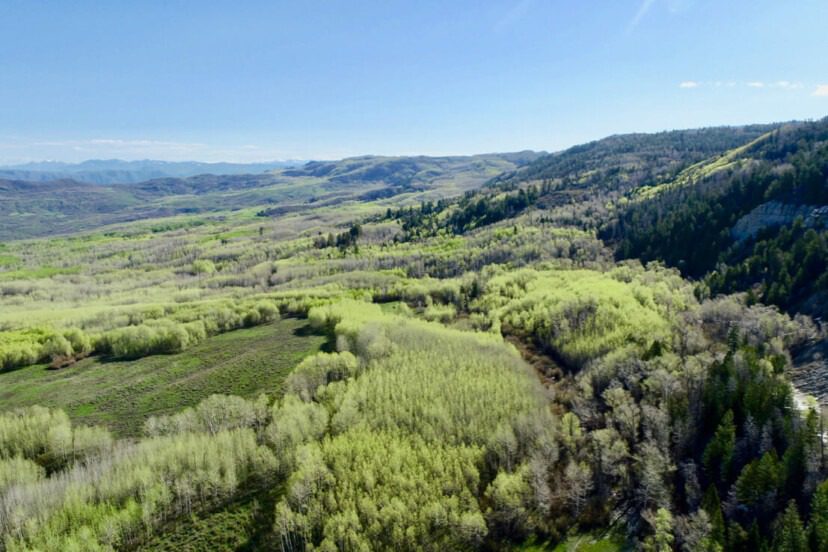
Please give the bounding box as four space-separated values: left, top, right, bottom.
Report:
791 337 828 405
731 201 828 241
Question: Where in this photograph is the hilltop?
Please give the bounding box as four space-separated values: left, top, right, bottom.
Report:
0 159 302 185
0 152 541 240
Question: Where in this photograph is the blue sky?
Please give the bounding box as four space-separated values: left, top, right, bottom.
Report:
0 0 826 162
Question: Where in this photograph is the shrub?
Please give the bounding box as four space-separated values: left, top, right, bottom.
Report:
0 456 44 492
191 259 216 275
284 351 359 401
144 394 269 437
41 335 73 360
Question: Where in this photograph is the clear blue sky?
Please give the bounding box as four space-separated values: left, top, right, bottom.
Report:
0 0 826 162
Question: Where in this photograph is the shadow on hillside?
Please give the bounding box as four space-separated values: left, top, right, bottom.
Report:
293 322 336 353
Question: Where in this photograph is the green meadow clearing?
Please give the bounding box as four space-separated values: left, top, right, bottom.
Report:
0 319 328 437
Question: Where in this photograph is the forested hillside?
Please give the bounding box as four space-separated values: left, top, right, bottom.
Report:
0 153 538 240
1 121 827 551
602 118 828 315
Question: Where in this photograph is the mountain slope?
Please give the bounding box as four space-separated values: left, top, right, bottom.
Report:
602 117 828 314
0 152 541 240
492 124 780 193
0 159 301 185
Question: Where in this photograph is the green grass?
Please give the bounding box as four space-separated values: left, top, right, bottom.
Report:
633 130 774 201
0 318 329 437
0 254 19 267
0 265 81 280
136 485 283 552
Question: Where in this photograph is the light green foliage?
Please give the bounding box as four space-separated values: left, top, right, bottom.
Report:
0 406 113 472
0 406 71 461
273 301 555 550
560 412 583 451
101 319 206 359
310 301 550 446
191 259 216 275
0 456 44 491
481 265 690 367
642 508 674 552
422 302 457 322
275 429 487 552
0 254 20 267
62 328 92 355
95 299 281 360
0 327 95 370
41 335 72 359
1 425 276 551
0 329 60 371
329 320 549 446
486 465 541 538
144 393 269 437
541 532 626 551
265 395 329 474
284 351 359 401
0 292 281 370
0 133 822 551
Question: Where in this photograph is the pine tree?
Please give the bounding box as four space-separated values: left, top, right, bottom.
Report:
810 481 828 551
703 410 736 484
773 501 807 552
702 486 726 546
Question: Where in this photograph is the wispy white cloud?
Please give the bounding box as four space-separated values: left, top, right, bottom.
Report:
629 0 657 29
813 84 828 97
494 0 535 33
678 80 812 92
666 0 694 13
772 81 803 89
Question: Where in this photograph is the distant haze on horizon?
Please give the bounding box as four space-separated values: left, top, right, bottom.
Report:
0 0 826 164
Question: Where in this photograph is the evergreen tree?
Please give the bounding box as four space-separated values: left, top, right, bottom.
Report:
702 486 726 546
810 481 828 551
773 501 807 552
703 410 736 484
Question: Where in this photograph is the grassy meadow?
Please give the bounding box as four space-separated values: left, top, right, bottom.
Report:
0 319 328 437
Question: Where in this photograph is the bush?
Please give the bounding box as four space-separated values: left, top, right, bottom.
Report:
62 328 92 355
284 351 359 401
0 406 113 471
0 456 44 492
191 259 216 275
144 394 269 437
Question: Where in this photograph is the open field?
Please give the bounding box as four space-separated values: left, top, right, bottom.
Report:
0 318 328 437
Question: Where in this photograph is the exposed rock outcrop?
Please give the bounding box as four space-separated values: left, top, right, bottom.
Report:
791 338 828 405
731 201 828 241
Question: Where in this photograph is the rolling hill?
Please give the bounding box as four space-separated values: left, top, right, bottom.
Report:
0 152 542 240
0 159 302 185
1 122 826 551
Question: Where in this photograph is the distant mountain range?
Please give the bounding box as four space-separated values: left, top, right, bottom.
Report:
0 152 543 240
0 159 304 185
